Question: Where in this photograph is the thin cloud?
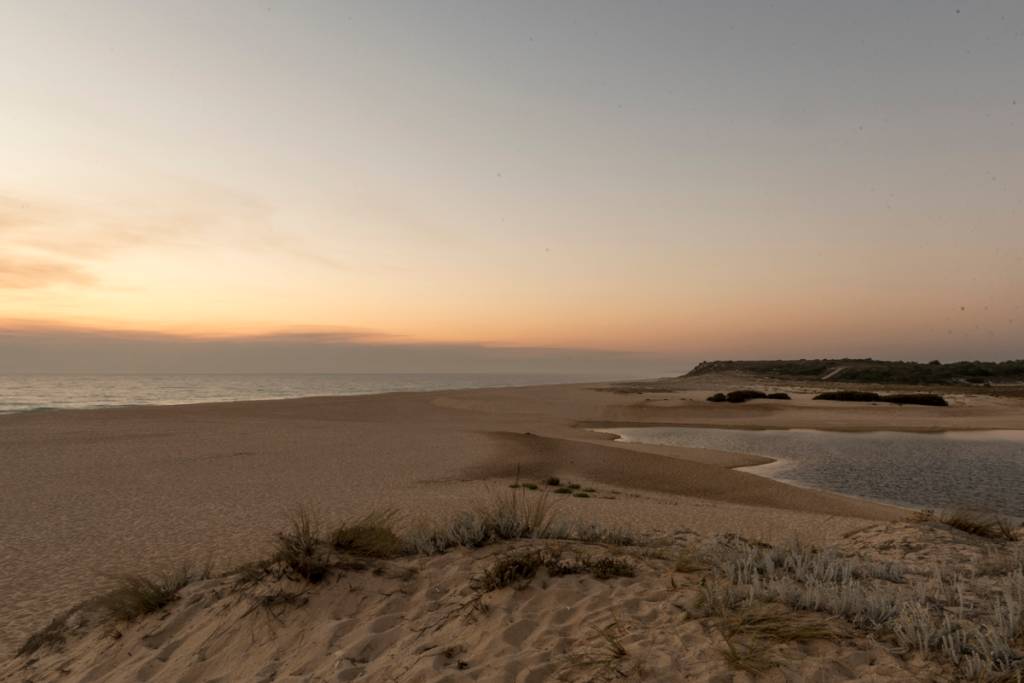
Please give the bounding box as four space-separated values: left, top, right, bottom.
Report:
0 257 95 289
0 321 381 343
0 188 346 289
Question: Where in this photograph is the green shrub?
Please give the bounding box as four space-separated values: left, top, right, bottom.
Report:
726 390 768 403
813 391 948 406
814 391 882 402
884 394 948 407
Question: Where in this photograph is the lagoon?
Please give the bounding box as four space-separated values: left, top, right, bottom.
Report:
601 427 1024 517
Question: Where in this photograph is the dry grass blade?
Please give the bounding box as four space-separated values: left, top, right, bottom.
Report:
719 635 776 675
593 622 628 660
721 603 846 643
570 621 641 680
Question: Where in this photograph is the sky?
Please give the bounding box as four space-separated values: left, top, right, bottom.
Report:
2 1 1022 374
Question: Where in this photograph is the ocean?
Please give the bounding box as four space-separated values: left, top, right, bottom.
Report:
0 372 616 414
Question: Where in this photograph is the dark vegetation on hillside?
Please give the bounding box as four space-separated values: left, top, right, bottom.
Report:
687 359 1024 386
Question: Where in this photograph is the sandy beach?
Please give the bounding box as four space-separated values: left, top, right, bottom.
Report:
3 375 1024 679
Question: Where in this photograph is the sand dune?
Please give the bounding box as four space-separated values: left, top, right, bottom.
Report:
0 531 944 682
9 516 1019 682
3 376 1023 679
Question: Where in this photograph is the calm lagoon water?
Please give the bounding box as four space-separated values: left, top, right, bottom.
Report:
0 372 611 414
601 426 1024 517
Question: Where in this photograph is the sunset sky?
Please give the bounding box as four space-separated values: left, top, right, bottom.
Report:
2 1 1022 373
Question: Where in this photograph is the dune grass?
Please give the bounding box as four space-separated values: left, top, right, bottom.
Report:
711 602 842 675
331 510 405 558
474 548 634 592
274 506 331 583
938 509 1018 541
95 564 194 621
17 614 71 656
692 533 1024 680
20 482 1022 679
479 485 560 540
719 603 846 643
261 485 630 572
719 636 776 675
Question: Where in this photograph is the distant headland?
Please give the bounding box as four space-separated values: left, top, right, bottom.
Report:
685 358 1024 386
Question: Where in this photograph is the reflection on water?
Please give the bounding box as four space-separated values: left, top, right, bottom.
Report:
601 427 1024 516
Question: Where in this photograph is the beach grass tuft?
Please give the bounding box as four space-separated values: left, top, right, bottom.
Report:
274 506 330 583
719 635 777 675
331 510 406 558
95 564 193 621
18 614 71 656
939 509 1018 541
721 603 845 643
474 549 634 592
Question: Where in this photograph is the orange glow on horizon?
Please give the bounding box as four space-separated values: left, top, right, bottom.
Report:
2 3 1022 365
